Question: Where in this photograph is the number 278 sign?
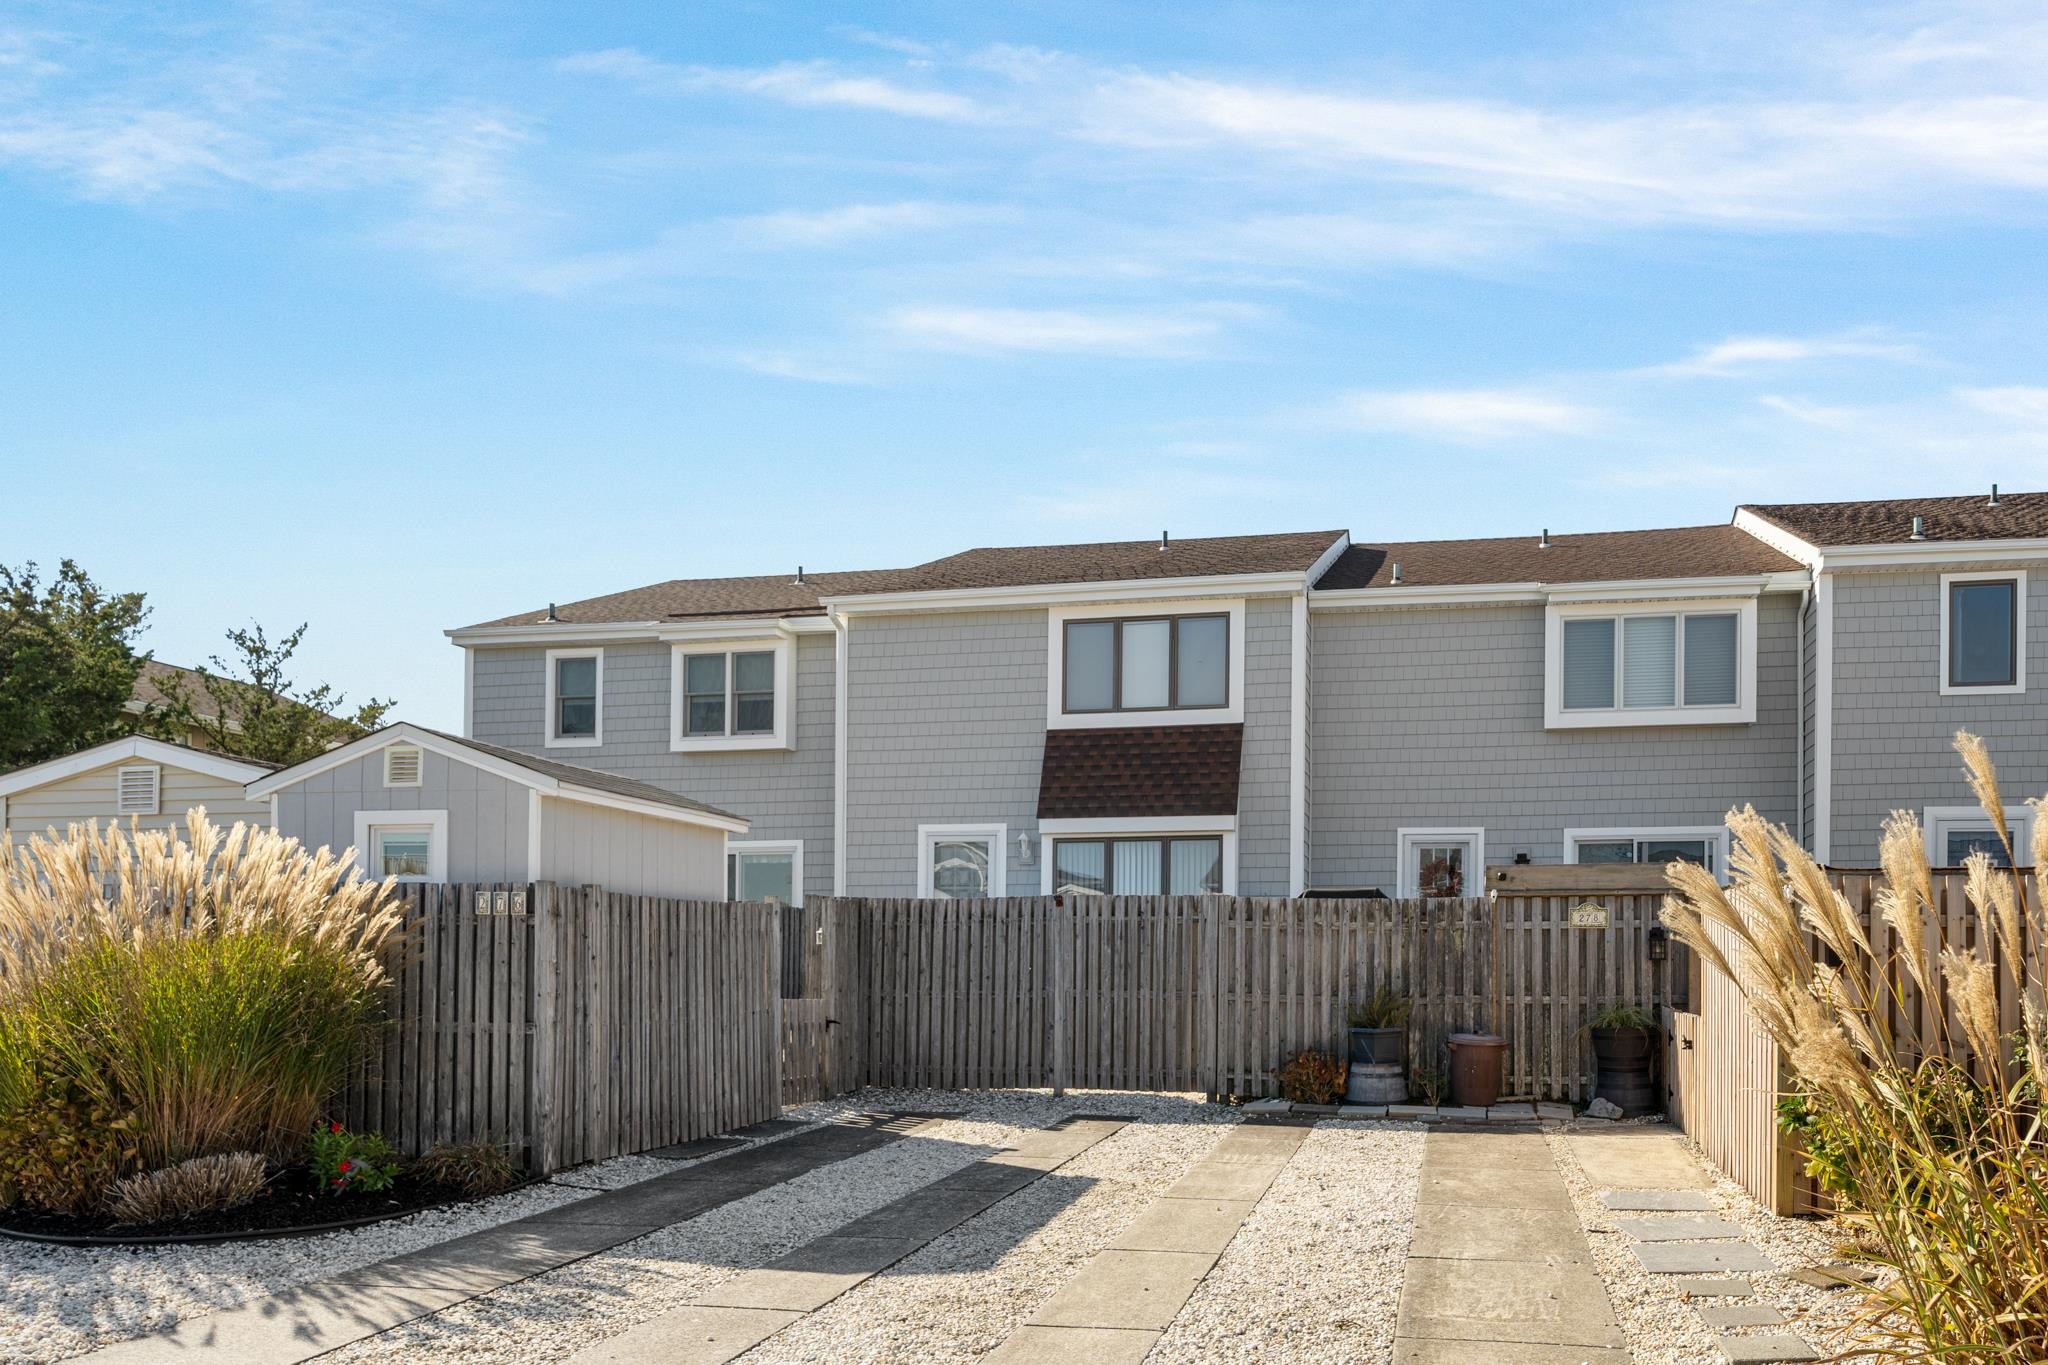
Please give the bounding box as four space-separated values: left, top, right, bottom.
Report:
1569 903 1610 928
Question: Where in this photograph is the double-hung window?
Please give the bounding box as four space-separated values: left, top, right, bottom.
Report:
1941 573 2025 695
671 640 792 751
1051 836 1224 895
545 649 602 747
1547 599 1755 728
1057 610 1233 719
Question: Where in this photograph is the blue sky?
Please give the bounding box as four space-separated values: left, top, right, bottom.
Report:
6 1 2047 730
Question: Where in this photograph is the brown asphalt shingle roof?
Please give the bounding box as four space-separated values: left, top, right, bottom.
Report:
407 728 745 825
1741 490 2048 546
464 531 1347 629
1312 523 1802 591
1037 725 1243 820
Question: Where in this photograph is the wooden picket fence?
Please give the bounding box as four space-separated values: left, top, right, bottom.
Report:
341 883 782 1174
801 892 1683 1102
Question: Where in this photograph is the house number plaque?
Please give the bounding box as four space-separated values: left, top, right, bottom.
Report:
1569 903 1610 928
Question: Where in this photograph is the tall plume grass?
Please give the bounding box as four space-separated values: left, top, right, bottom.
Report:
1662 732 2048 1362
0 811 403 1210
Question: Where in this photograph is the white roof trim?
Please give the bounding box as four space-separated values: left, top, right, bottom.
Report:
1734 508 2048 571
819 568 1315 615
0 736 271 798
245 724 748 835
1730 509 1825 569
446 616 831 647
1311 571 1808 610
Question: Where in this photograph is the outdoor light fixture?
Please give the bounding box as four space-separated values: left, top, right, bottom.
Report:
1646 925 1670 962
1017 830 1036 866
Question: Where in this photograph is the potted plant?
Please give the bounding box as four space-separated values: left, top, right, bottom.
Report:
1587 1001 1659 1116
1346 986 1411 1070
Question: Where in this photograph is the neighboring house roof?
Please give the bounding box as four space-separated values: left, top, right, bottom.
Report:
462 530 1349 629
0 735 276 794
1314 523 1803 591
126 660 254 729
1037 725 1244 821
1740 490 2048 547
246 723 748 832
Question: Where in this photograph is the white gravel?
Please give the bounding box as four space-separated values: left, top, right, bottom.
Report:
4 1130 792 1365
1546 1121 1892 1364
1151 1121 1425 1364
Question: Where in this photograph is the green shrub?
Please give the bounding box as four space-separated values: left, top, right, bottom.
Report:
0 812 403 1212
412 1140 522 1197
310 1123 400 1195
1587 1000 1655 1031
1345 985 1411 1029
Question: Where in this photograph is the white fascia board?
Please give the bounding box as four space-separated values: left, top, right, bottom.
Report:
249 724 548 798
1303 532 1353 587
1730 509 1826 570
1037 815 1238 835
1818 539 2048 570
445 621 663 646
819 570 1311 615
1311 572 1807 612
0 736 272 797
1312 582 1546 609
550 783 751 835
658 619 813 642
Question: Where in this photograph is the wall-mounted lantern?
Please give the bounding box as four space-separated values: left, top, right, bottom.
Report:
1647 925 1670 962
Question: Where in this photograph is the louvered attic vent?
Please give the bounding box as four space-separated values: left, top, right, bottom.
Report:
116 764 161 815
383 746 423 788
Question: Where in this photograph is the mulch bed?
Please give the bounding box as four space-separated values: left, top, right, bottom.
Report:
0 1168 516 1246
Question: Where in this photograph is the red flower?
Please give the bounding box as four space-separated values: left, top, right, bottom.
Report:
338 1160 353 1173
330 1122 344 1134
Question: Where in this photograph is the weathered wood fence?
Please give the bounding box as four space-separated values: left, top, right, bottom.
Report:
790 892 1683 1102
341 883 782 1174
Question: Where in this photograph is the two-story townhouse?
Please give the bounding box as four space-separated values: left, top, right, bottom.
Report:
445 487 2048 902
448 531 1349 902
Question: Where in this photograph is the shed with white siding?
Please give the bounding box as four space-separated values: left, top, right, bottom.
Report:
248 723 746 898
0 736 273 842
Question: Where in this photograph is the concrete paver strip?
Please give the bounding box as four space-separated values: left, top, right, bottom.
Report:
1600 1189 1717 1211
67 1116 921 1365
1026 1248 1218 1330
1394 1339 1632 1363
980 1324 1163 1364
1408 1204 1594 1262
1107 1197 1257 1254
1612 1214 1747 1241
573 1306 801 1365
1418 1165 1572 1209
1568 1130 1713 1189
1395 1255 1628 1349
1696 1302 1788 1328
1717 1334 1819 1363
1634 1242 1777 1274
1680 1277 1756 1296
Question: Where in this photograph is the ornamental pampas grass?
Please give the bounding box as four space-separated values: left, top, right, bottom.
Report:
1662 733 2048 1362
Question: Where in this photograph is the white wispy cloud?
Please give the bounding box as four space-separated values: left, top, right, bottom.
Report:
732 200 988 246
888 306 1226 356
1756 394 1866 429
1329 388 1606 442
1651 332 1923 376
725 351 871 384
1957 386 2048 425
559 50 980 121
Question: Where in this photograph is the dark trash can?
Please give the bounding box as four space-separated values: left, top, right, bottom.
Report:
1446 1032 1507 1109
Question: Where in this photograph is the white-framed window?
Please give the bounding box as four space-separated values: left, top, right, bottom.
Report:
1940 571 2026 695
353 809 448 883
383 745 423 788
917 823 1006 899
728 839 803 906
1050 835 1226 895
1047 600 1245 729
1923 805 2035 868
671 639 793 752
1396 827 1484 898
1545 597 1757 729
1565 826 1730 877
545 648 603 747
115 764 161 815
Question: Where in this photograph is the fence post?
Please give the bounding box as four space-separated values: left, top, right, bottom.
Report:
1050 896 1070 1097
529 882 560 1175
769 899 784 1112
1198 895 1222 1100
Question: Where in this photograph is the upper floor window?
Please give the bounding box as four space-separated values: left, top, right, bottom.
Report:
1942 572 2025 695
1061 613 1229 713
1545 598 1756 729
1567 827 1727 876
671 639 793 752
545 648 602 747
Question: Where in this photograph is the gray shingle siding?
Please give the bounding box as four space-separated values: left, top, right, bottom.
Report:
1307 594 1802 891
1237 598 1294 894
467 637 837 899
1827 567 2048 864
272 748 526 882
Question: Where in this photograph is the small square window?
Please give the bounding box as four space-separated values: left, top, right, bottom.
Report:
372 828 433 879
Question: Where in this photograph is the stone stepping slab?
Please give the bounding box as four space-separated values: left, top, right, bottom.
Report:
71 1115 922 1365
1612 1214 1747 1241
1718 1334 1818 1362
1601 1189 1717 1211
1697 1302 1787 1328
1680 1277 1755 1297
1635 1242 1776 1274
577 1116 1131 1365
981 1121 1314 1362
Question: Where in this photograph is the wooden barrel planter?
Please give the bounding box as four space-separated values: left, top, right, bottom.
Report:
1591 1025 1659 1115
1346 1026 1408 1103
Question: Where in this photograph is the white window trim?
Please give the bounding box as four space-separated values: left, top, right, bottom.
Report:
671 638 794 752
1564 825 1732 879
353 808 449 883
1046 598 1246 730
1396 827 1485 898
728 838 804 906
383 745 423 788
1544 596 1757 729
917 822 1007 898
115 764 161 816
1939 570 2027 696
1037 824 1238 895
544 647 604 748
1923 805 2035 867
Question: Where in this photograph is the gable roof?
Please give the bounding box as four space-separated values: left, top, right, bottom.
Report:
0 736 276 796
1314 523 1802 592
247 724 748 833
1037 724 1244 821
1740 490 2048 547
462 530 1348 629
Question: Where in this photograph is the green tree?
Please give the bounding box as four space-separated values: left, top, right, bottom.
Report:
158 623 394 767
0 560 152 771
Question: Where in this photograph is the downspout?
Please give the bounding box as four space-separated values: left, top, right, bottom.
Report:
1796 580 1810 849
1289 588 1310 896
832 609 849 897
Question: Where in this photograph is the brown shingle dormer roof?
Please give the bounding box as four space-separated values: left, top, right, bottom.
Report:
1740 490 2048 546
1037 725 1243 821
1313 523 1801 592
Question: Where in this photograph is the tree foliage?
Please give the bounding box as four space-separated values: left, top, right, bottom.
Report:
0 560 151 771
156 623 393 767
